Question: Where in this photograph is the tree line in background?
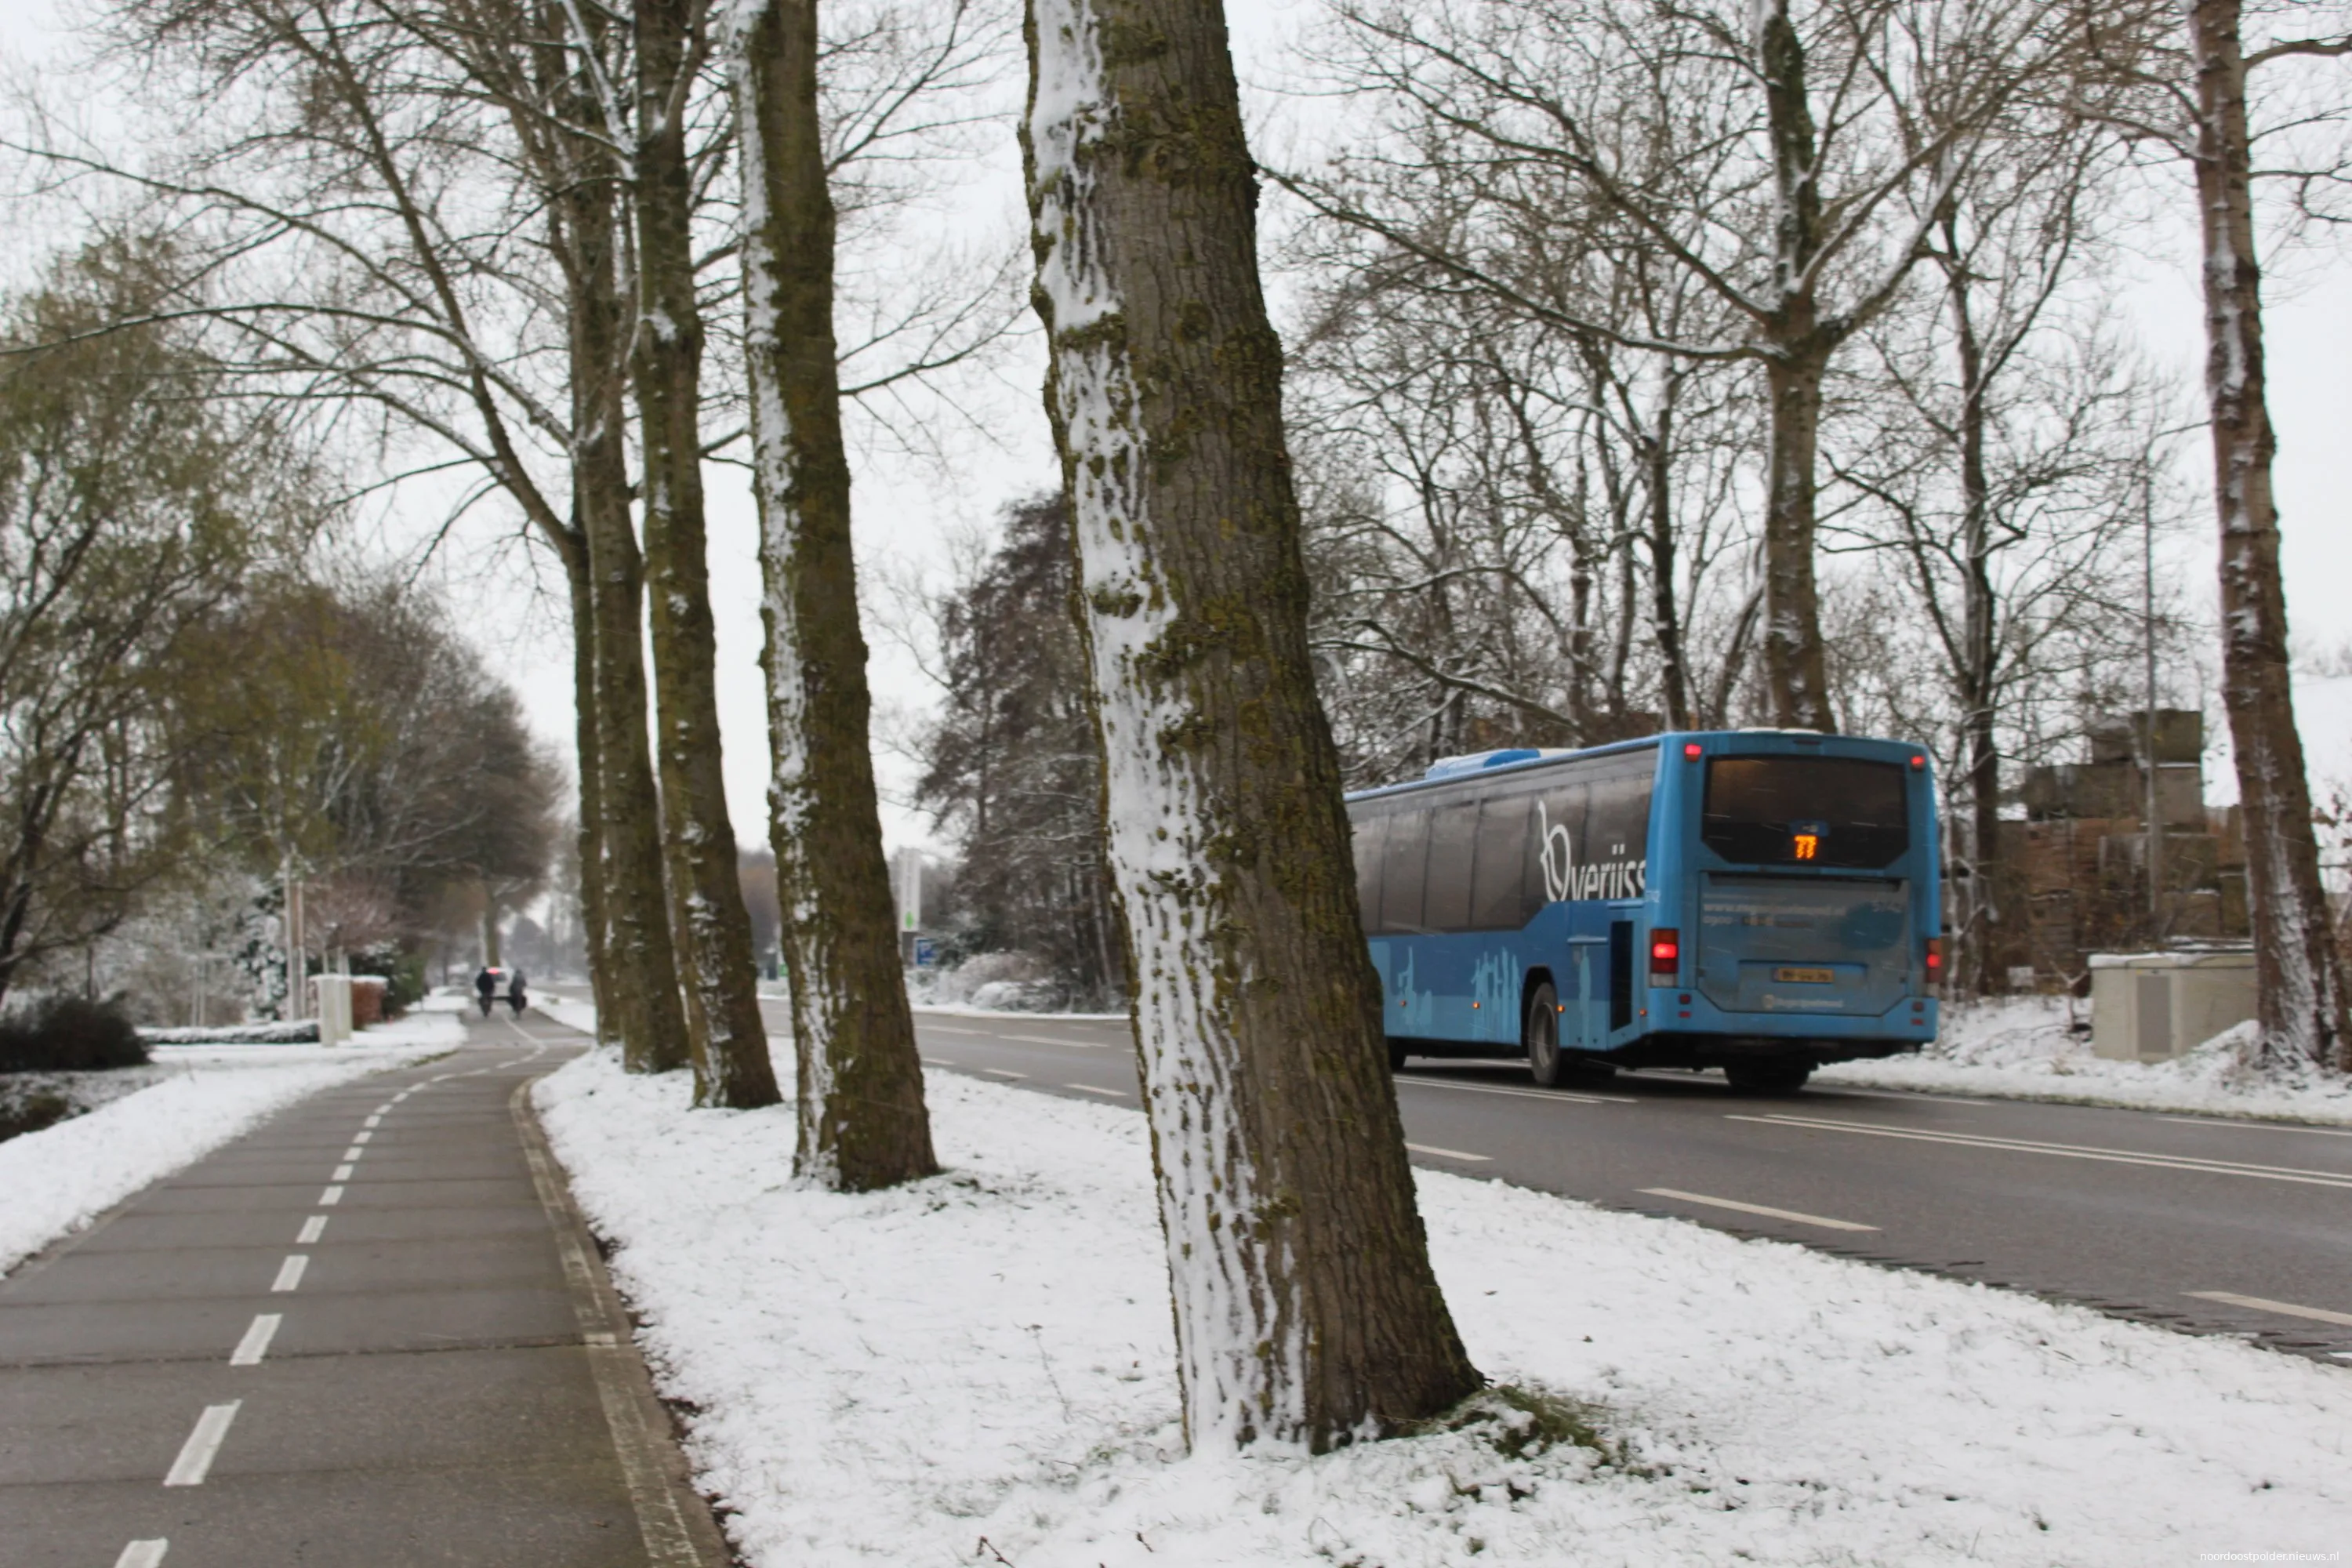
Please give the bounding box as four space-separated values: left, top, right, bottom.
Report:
0 238 561 1025
916 0 2352 1070
7 0 2349 1461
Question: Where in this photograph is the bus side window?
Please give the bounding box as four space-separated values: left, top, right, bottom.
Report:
1424 804 1477 931
1351 813 1386 929
1468 793 1532 929
1379 808 1431 934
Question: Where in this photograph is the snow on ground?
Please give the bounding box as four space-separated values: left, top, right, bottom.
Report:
0 1009 462 1279
1819 995 2352 1125
535 1047 2352 1567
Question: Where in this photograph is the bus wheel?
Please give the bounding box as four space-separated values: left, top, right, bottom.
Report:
1526 983 1566 1087
1723 1059 1813 1094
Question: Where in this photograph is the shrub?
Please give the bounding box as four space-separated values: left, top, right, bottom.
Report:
0 996 151 1072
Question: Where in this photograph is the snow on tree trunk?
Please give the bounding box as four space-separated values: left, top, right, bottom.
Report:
735 0 937 1187
562 135 691 1075
1023 0 1481 1450
1755 0 1835 733
559 517 618 1047
635 0 781 1109
2187 0 2350 1070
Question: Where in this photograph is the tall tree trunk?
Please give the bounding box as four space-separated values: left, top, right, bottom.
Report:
634 0 782 1109
1759 343 1835 731
563 537 619 1044
1024 0 1481 1450
1947 246 2006 997
1644 376 1693 731
567 148 691 1075
737 0 937 1187
1756 0 1836 731
2187 0 2350 1069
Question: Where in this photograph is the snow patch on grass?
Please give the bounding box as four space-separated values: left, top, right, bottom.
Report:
0 1012 459 1278
1820 995 2352 1124
534 1047 2352 1566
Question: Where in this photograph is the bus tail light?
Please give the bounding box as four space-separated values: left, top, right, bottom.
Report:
1650 929 1680 978
1924 938 1943 984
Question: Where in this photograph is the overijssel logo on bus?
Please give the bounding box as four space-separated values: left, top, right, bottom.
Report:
1537 800 1646 902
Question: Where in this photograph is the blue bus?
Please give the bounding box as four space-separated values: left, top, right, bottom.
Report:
1346 731 1940 1093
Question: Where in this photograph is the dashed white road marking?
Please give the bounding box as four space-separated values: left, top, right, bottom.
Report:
1065 1083 1127 1098
318 1185 343 1205
229 1314 281 1366
982 1069 1028 1080
114 1541 168 1567
1406 1142 1493 1163
1639 1187 1879 1232
366 1110 387 1123
296 1216 327 1244
352 1130 373 1144
2184 1290 2352 1329
331 1163 354 1181
271 1255 308 1293
914 1023 984 1036
1000 1033 1108 1049
2159 1116 2352 1139
1730 1112 2352 1190
925 1056 957 1065
341 1144 364 1160
163 1403 240 1486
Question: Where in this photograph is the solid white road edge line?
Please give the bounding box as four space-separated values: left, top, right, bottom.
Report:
1000 1033 1107 1049
1639 1187 1880 1232
271 1255 307 1292
1397 1077 1635 1106
2158 1116 2352 1139
1817 1086 1997 1107
162 1403 240 1486
296 1216 327 1244
2184 1290 2352 1329
1406 1142 1493 1163
1731 1113 2352 1189
114 1541 168 1567
1065 1083 1127 1097
924 1057 957 1065
229 1314 281 1366
318 1185 343 1205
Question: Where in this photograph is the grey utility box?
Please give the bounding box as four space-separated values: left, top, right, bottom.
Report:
2088 947 2256 1062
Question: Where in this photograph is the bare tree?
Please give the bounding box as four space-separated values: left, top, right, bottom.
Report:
1024 0 1479 1449
2076 0 2352 1066
735 0 937 1189
0 239 299 1008
1285 0 2151 730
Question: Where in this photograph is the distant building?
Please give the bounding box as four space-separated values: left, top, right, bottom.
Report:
2001 710 2247 988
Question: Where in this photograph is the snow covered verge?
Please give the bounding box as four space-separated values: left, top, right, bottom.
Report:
1819 995 2352 1125
0 1009 463 1278
534 1048 2351 1567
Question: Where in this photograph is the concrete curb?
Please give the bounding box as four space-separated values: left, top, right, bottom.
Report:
509 1076 733 1568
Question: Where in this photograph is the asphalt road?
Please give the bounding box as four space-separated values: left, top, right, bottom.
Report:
757 997 2352 1367
0 1011 722 1568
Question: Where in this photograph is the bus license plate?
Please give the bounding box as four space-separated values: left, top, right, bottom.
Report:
1773 967 1836 984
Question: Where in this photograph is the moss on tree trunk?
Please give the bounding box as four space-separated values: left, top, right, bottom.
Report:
633 0 782 1109
1023 0 1480 1451
735 0 936 1186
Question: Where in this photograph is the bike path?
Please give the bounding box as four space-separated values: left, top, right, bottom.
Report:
0 1011 721 1567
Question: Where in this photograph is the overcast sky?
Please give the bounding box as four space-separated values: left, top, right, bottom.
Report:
6 0 2350 855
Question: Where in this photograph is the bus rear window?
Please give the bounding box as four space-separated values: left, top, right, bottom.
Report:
1701 757 1909 868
